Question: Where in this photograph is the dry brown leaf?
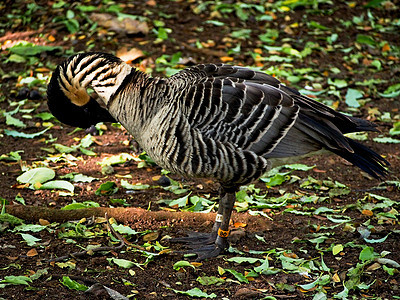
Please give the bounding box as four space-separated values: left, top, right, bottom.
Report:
362 209 374 216
26 248 38 257
39 219 50 226
90 13 149 36
283 252 298 259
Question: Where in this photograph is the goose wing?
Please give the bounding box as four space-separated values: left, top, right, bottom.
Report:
168 64 388 178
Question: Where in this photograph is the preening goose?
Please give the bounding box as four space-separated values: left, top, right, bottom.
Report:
47 52 389 260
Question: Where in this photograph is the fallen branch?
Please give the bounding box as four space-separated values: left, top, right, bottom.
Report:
4 205 270 231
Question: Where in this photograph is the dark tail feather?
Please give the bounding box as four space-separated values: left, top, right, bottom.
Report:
331 138 390 179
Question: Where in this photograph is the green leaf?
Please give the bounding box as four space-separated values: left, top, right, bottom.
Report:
60 276 88 291
329 188 351 198
284 164 315 171
364 233 390 244
373 137 400 144
260 173 288 187
196 276 225 286
308 20 329 30
389 122 400 136
111 224 139 235
79 134 94 148
356 34 375 46
227 257 261 264
0 150 23 162
345 88 363 108
121 179 150 190
365 0 386 8
332 244 344 255
54 143 76 153
95 181 118 196
205 20 225 26
172 287 216 298
383 265 395 275
9 43 62 56
14 224 47 232
60 173 97 183
17 167 55 184
8 54 26 63
0 213 24 225
359 246 377 262
63 19 80 33
108 258 136 269
254 258 278 275
173 260 195 271
35 112 54 121
19 233 41 246
168 193 190 208
62 201 99 210
326 215 352 224
100 153 138 166
4 127 49 139
5 114 26 128
79 146 96 156
39 180 75 193
1 275 32 286
329 78 348 89
224 268 249 283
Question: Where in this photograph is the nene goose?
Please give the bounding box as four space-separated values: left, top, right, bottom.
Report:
47 52 389 260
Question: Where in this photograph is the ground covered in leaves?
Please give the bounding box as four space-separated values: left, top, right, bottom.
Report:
1 0 400 299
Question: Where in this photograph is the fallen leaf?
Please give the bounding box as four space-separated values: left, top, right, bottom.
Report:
142 231 159 242
26 248 38 257
90 13 149 36
220 56 233 62
362 209 374 216
233 222 247 228
283 252 298 259
381 43 390 52
366 262 381 271
39 219 50 226
332 273 341 282
117 47 145 63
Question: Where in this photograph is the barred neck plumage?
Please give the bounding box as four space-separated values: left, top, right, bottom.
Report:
57 52 139 107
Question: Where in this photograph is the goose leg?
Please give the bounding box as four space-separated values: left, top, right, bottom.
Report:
169 191 235 261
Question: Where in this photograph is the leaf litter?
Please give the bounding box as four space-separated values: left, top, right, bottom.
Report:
0 0 399 299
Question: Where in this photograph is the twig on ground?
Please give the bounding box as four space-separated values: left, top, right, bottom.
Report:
48 213 127 263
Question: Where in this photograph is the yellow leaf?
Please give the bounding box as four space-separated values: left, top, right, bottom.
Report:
332 244 344 255
332 273 341 282
218 266 225 275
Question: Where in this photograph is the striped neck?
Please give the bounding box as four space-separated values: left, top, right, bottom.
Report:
57 52 132 107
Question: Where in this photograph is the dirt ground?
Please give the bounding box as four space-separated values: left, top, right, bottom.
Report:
0 0 399 299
